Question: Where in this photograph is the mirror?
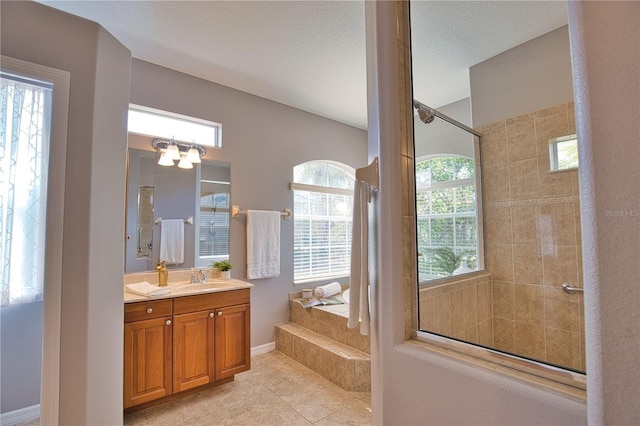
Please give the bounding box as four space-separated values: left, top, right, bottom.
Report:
125 146 230 273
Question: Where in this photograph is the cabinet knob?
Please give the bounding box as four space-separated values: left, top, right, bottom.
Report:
146 308 153 314
166 320 172 326
217 311 222 316
209 312 215 318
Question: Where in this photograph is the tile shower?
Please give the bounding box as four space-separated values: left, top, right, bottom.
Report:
420 102 585 372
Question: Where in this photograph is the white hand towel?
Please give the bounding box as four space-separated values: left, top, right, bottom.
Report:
348 180 370 335
314 282 342 298
160 219 184 264
247 210 281 279
126 281 171 297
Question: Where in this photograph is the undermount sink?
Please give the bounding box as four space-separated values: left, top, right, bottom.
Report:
171 281 235 294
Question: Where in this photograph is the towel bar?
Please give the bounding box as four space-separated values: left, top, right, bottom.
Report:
231 205 292 219
155 217 193 225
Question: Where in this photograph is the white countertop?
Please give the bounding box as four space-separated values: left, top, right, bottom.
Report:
124 279 253 303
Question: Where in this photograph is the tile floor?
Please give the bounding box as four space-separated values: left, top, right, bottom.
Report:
124 350 371 425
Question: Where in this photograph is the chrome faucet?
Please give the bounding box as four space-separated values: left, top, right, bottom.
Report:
196 269 207 283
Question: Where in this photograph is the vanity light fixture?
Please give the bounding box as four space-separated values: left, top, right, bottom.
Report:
152 138 206 168
186 141 202 164
165 137 181 161
158 152 175 166
178 154 194 169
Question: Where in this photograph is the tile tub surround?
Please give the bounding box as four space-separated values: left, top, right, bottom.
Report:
479 102 585 372
123 350 371 425
276 293 371 392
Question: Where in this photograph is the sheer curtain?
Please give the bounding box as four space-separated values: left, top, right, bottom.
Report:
0 74 51 305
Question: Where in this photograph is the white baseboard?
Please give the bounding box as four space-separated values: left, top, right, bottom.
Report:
0 404 40 426
251 341 276 357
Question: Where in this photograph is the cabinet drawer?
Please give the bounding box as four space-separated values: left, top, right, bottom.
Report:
174 289 250 315
125 299 173 323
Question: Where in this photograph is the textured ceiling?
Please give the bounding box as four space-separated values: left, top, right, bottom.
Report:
39 1 567 130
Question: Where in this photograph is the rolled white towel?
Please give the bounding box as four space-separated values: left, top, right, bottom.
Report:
314 282 342 298
126 281 171 297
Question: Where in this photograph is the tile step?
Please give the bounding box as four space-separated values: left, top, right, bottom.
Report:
288 300 370 354
275 322 370 392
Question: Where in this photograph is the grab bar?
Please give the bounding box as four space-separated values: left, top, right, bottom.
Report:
562 283 584 294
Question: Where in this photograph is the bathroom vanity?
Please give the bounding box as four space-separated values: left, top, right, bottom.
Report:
123 280 251 412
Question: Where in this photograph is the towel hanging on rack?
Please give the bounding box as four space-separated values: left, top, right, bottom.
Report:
246 210 281 279
348 180 371 335
160 219 184 265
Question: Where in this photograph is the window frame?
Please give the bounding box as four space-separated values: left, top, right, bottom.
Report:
415 154 483 282
292 161 356 284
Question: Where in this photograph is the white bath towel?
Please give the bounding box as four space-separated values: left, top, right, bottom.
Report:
247 210 281 279
347 180 370 336
125 281 171 297
160 219 184 264
314 282 342 298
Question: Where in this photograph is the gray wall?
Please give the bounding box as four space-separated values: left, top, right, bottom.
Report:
0 302 43 413
414 97 475 159
470 26 574 127
1 2 130 423
129 60 368 347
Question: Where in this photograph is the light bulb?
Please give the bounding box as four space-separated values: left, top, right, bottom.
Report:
165 138 181 160
186 146 201 164
158 152 174 166
178 155 193 169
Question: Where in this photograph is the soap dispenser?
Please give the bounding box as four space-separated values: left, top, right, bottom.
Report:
156 260 168 287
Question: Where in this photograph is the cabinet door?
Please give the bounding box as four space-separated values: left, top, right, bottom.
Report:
215 304 251 379
173 310 215 393
124 317 172 408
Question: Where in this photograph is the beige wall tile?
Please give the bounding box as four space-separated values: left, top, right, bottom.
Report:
513 245 543 284
486 244 514 282
545 328 581 370
514 284 545 326
514 322 546 360
477 280 493 321
450 288 465 336
483 162 511 201
509 158 539 199
511 206 539 245
480 122 508 166
463 285 479 329
477 319 493 346
492 280 514 320
534 106 570 157
506 112 537 162
484 206 513 245
493 318 515 352
542 245 578 287
544 297 580 332
538 162 575 197
419 295 435 331
434 292 452 335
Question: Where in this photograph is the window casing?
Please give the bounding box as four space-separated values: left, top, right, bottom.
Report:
292 161 355 283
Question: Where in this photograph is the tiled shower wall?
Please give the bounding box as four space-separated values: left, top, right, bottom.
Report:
419 273 493 346
480 102 585 372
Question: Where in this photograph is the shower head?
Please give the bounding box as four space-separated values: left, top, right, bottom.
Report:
413 100 435 124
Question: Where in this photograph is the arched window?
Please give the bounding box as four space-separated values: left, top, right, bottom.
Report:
416 155 478 280
292 161 355 282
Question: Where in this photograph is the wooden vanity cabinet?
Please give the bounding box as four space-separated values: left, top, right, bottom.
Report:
123 299 173 409
215 303 251 379
124 289 251 410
